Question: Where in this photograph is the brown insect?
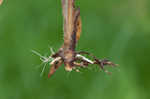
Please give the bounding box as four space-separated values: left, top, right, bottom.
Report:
45 0 117 78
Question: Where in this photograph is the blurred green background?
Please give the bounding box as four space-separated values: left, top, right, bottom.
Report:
0 0 150 99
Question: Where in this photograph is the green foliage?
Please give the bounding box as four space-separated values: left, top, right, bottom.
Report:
0 0 150 99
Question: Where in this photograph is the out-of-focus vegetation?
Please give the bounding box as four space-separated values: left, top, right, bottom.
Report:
0 0 150 99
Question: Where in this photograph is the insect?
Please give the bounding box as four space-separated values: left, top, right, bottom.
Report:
46 0 117 78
